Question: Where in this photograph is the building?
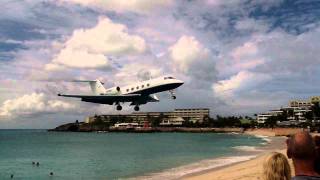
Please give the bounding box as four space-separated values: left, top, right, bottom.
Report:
159 117 185 126
257 114 272 124
257 96 317 125
85 108 210 126
114 123 140 128
171 108 210 123
289 100 312 108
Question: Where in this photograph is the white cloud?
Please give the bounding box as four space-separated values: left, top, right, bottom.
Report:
213 71 271 96
46 17 147 71
58 0 173 14
169 36 211 73
0 93 76 118
168 35 216 86
114 62 163 85
231 42 258 59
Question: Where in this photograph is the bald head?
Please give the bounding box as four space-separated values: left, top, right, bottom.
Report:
287 132 316 160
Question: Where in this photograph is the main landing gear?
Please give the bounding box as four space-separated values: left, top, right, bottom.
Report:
116 103 140 111
134 105 140 111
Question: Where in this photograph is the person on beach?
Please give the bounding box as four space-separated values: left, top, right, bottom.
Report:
287 132 320 180
263 152 291 180
314 135 320 174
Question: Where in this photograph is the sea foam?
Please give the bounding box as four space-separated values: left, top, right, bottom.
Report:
254 135 272 145
233 146 261 151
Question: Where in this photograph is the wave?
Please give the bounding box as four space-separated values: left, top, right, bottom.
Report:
233 146 261 152
131 155 256 180
254 135 272 145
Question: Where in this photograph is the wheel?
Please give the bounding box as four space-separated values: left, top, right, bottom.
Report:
116 105 122 111
134 106 140 111
172 96 176 99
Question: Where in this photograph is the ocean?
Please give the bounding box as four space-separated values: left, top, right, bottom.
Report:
0 130 267 179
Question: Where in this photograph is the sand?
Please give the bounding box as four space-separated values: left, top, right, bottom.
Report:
182 135 294 180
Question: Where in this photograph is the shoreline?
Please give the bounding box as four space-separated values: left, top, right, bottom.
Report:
133 133 287 180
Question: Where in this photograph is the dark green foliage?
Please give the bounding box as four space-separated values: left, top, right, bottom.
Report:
213 115 242 127
265 116 278 128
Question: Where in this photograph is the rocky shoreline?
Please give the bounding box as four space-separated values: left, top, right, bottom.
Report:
48 122 305 136
48 122 245 133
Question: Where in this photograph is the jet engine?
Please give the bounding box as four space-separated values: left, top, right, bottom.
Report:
106 86 121 95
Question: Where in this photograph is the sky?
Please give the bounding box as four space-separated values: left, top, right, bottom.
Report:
1 0 320 128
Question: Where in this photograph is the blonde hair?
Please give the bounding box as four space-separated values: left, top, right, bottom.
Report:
263 152 291 180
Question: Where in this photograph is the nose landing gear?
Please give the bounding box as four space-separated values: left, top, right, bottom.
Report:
169 90 177 100
116 105 122 111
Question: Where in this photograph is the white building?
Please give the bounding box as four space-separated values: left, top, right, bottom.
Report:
114 123 140 128
160 117 185 126
257 114 272 124
257 96 315 125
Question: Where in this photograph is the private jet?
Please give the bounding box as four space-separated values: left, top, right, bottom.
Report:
58 76 184 111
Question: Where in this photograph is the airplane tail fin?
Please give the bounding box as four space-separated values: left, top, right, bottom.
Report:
73 80 106 95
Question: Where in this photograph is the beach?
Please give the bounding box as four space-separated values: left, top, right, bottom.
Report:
182 131 294 180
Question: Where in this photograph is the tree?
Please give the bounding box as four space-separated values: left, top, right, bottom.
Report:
265 116 278 128
182 117 193 127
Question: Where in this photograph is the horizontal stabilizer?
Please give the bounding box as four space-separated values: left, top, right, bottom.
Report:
57 93 140 98
71 80 104 85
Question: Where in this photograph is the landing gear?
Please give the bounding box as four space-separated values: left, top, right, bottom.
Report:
134 105 140 111
169 90 177 100
116 105 122 111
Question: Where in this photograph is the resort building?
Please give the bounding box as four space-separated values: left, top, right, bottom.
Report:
257 114 272 124
256 96 317 125
289 100 312 108
159 117 185 126
114 123 140 128
85 108 210 126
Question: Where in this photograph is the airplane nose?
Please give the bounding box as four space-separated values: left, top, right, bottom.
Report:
176 80 184 86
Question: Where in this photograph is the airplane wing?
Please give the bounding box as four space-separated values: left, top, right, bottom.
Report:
58 93 141 105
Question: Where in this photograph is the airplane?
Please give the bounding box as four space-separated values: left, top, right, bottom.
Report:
58 76 184 111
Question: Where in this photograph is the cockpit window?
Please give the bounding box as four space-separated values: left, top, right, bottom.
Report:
164 77 175 80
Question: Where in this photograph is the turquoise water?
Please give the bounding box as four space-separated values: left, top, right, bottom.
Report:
0 130 264 179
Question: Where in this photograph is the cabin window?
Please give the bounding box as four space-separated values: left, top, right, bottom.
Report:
136 86 139 89
126 89 129 92
131 88 134 91
147 83 150 87
142 85 144 88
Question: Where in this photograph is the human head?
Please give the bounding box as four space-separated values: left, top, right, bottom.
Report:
287 131 316 160
263 152 291 180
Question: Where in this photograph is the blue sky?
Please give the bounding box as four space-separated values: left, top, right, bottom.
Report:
1 0 320 128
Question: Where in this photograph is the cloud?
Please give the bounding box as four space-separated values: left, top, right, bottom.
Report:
0 93 76 118
169 36 208 73
213 71 271 97
169 36 216 85
217 41 266 76
58 0 173 14
114 62 163 85
45 17 147 71
231 42 258 59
